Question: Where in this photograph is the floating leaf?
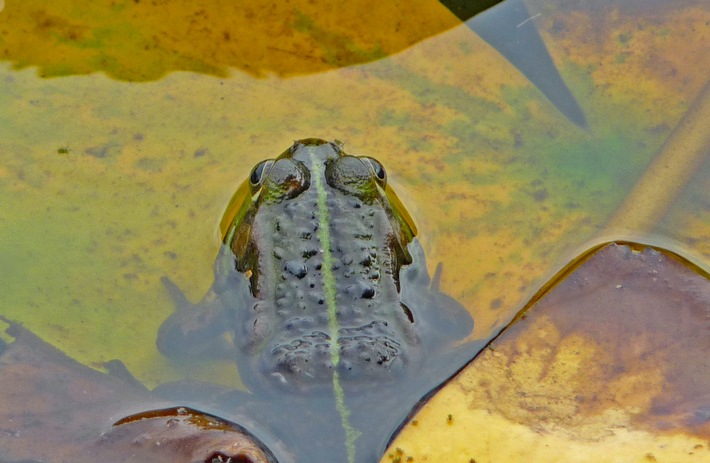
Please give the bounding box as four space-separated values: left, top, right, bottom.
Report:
385 243 710 461
0 320 276 463
0 0 458 80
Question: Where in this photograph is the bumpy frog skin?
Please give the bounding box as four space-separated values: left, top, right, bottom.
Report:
157 139 481 463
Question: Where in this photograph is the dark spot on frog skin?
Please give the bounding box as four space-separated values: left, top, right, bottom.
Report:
345 280 376 299
284 260 308 279
359 251 375 266
302 248 318 259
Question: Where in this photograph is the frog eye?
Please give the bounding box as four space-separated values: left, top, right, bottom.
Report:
363 157 387 186
249 160 274 187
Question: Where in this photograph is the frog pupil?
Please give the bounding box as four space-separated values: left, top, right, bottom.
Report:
250 160 271 186
365 158 386 182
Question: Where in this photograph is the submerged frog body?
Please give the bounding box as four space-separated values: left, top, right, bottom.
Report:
157 139 478 462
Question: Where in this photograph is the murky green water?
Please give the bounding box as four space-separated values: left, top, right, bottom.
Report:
0 0 708 461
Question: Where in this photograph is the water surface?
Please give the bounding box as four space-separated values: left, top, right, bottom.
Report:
0 0 708 460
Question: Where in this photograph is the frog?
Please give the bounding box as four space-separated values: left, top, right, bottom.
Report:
156 138 483 463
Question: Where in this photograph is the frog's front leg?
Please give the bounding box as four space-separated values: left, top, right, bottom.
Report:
157 276 235 359
158 245 255 360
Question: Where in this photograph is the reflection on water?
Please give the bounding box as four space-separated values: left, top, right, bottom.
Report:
0 0 709 461
468 0 587 126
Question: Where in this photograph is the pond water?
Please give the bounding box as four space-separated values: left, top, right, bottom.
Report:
0 0 708 462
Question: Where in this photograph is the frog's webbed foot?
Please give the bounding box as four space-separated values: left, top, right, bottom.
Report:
157 276 234 360
401 240 473 341
427 262 474 340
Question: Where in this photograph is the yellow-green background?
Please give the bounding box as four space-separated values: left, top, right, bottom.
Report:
0 0 708 460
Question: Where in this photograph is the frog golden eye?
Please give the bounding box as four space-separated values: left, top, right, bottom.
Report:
249 160 274 187
363 157 387 186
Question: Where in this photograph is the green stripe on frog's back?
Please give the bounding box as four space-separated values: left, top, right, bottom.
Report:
309 147 341 368
309 146 360 463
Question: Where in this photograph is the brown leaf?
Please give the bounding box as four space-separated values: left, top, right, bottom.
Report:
387 243 710 461
0 320 276 463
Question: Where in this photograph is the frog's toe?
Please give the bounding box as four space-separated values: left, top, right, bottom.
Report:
161 276 192 309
